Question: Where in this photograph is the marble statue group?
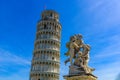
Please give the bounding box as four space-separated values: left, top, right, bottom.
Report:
64 34 95 75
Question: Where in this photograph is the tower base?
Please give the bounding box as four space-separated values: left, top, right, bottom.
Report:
63 75 97 80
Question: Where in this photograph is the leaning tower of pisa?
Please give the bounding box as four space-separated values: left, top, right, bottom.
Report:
30 10 61 80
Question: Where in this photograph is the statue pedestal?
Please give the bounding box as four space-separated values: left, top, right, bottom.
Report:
69 65 85 75
63 75 97 80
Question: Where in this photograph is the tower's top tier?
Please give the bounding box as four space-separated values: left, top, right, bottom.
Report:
41 10 59 22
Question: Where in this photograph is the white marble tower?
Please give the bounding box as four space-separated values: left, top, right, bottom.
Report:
30 10 61 80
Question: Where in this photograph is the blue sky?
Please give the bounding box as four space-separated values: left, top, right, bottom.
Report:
0 0 120 80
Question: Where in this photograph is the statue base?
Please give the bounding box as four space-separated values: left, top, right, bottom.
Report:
63 75 97 80
69 65 85 75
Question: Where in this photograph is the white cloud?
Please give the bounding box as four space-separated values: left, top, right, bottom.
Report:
75 0 120 34
0 48 30 66
89 34 120 80
93 35 120 59
94 61 120 80
0 68 29 80
0 48 30 80
87 1 104 12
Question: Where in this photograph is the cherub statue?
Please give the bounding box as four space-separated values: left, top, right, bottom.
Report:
64 34 96 76
82 44 95 73
82 44 90 67
74 51 83 67
74 51 89 73
64 34 83 65
73 44 94 74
